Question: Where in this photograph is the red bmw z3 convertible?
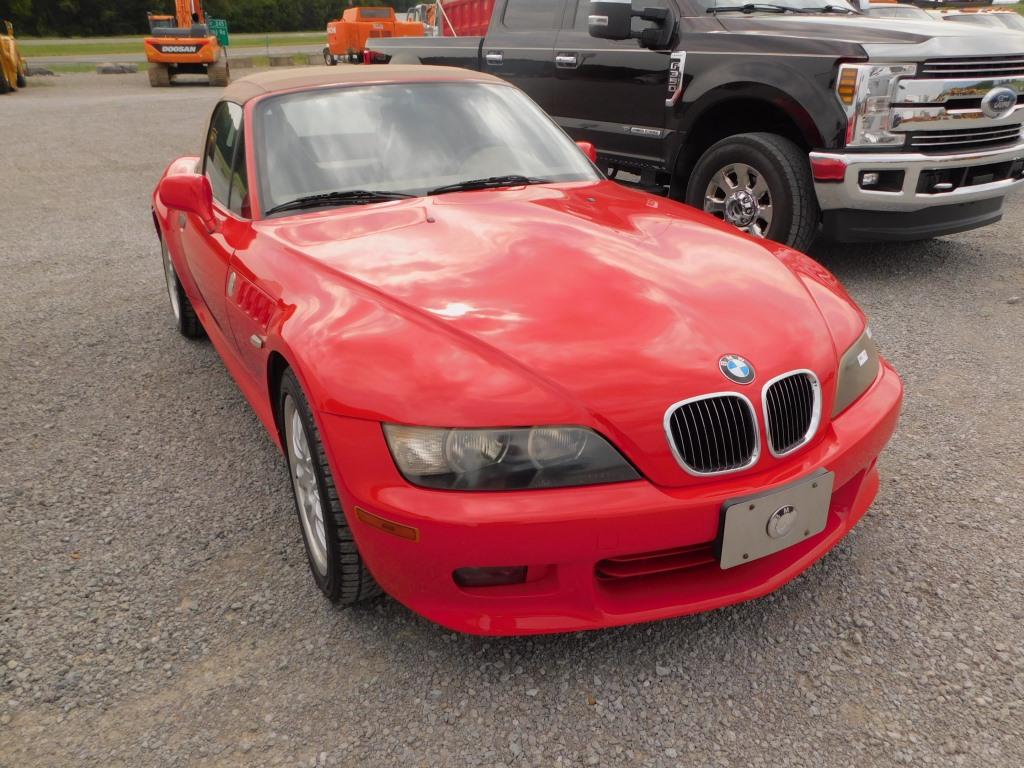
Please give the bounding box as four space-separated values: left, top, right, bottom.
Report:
152 66 902 636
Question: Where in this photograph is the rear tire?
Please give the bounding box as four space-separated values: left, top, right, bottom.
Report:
160 237 204 338
148 63 171 87
323 47 337 66
208 57 229 87
685 132 819 253
278 369 381 605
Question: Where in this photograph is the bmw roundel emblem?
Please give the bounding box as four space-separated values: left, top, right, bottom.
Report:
719 354 755 384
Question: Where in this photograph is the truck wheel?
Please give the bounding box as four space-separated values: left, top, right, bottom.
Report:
16 72 27 89
148 63 171 87
208 58 229 87
686 132 819 253
323 47 337 66
278 369 381 606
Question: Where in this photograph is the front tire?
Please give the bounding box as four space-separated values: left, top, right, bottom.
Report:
685 132 819 253
160 238 203 338
279 369 380 605
148 63 171 87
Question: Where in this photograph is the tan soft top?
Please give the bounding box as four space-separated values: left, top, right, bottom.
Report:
223 65 503 105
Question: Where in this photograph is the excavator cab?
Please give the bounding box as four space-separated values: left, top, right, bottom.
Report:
143 1 228 87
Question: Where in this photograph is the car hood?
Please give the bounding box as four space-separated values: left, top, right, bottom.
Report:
716 14 1024 59
263 182 852 484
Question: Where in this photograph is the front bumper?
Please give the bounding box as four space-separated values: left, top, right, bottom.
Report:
810 142 1024 213
318 363 903 636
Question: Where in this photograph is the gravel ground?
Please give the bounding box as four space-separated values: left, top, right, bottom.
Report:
1 72 1022 768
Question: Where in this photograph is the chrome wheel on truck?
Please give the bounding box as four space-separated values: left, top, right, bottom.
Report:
703 162 774 239
686 132 819 253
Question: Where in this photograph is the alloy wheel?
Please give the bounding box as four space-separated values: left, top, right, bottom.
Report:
284 396 328 575
703 162 774 239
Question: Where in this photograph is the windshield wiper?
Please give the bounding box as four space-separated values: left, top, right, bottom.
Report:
427 175 550 196
265 189 415 216
803 4 858 13
708 3 807 13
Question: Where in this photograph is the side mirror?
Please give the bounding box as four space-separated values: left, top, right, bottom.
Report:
589 1 675 49
576 141 598 164
159 173 216 231
589 0 633 40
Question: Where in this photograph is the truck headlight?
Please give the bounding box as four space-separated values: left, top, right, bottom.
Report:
832 327 881 417
836 63 916 148
383 425 639 490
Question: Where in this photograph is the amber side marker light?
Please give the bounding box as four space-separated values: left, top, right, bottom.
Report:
837 66 859 107
355 506 420 542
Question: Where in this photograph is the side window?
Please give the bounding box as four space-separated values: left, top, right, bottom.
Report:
504 0 560 30
574 0 671 32
228 131 250 218
203 102 243 206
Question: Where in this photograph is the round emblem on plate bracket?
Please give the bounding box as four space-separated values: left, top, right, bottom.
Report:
719 354 755 385
766 505 797 539
981 87 1017 120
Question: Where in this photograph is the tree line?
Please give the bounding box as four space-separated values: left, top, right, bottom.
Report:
0 0 423 36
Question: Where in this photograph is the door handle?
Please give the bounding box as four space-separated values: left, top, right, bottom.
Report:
485 51 503 66
555 53 579 70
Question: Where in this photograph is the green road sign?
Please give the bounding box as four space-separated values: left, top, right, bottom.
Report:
208 18 229 47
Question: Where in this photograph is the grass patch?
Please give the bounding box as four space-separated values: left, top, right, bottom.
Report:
19 31 322 58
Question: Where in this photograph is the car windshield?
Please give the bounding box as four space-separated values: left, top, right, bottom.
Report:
254 82 601 216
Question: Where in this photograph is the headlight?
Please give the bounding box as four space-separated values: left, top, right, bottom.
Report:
383 425 639 491
832 327 881 417
836 63 916 148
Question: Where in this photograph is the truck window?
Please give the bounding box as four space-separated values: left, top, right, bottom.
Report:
572 0 672 32
504 0 560 30
358 8 392 19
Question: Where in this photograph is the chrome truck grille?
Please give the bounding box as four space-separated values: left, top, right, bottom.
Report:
908 125 1023 153
919 56 1024 80
893 58 1024 155
763 372 821 457
664 394 758 475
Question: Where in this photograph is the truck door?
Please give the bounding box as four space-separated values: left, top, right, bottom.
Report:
553 0 674 169
482 0 568 115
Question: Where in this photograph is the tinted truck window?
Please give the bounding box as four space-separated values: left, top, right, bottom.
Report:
504 0 560 29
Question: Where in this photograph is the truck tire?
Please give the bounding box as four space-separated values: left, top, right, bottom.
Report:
16 71 27 89
323 47 337 66
685 132 819 253
0 72 11 94
208 58 229 87
278 368 381 606
148 63 171 87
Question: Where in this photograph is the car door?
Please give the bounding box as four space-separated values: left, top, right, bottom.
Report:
482 0 568 116
180 101 245 335
553 0 675 165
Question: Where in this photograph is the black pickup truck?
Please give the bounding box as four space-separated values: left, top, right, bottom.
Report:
367 0 1024 251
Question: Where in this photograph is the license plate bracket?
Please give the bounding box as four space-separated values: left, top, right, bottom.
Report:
719 470 834 570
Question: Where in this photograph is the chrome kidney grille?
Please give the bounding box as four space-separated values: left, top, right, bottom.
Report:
664 394 758 475
763 371 821 457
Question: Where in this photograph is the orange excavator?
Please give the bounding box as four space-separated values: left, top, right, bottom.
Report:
323 7 425 65
144 0 228 87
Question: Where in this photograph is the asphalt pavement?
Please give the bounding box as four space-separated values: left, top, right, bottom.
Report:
1 71 1022 768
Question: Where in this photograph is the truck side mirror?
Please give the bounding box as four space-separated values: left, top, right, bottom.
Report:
159 174 216 231
589 0 634 40
589 1 675 49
